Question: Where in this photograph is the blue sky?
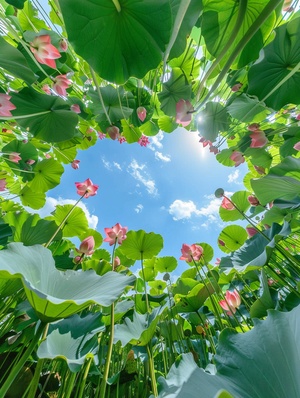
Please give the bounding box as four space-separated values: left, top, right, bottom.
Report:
42 127 248 274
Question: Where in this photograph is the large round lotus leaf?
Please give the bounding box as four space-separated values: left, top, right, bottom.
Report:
59 0 173 84
120 230 163 260
0 243 135 322
157 304 300 398
218 225 248 254
10 88 78 143
37 313 105 372
248 17 300 110
219 191 251 222
155 256 178 273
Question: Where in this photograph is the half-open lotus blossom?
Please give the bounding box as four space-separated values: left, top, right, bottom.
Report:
70 104 81 114
75 178 99 198
247 195 260 206
8 152 21 163
98 131 106 140
26 159 35 165
106 126 120 140
176 99 194 127
138 135 150 147
113 256 121 269
0 94 16 117
180 243 204 262
104 223 128 246
137 106 147 122
293 141 300 151
76 236 95 256
0 179 6 191
250 130 268 148
118 136 127 144
247 123 260 132
71 160 80 169
221 197 235 210
219 289 241 315
30 35 61 69
230 151 245 167
52 75 71 96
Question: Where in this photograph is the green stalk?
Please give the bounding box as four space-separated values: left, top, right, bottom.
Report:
90 67 112 125
0 321 46 397
77 356 93 398
0 111 51 121
196 0 283 110
98 243 117 398
64 371 77 398
140 253 150 313
112 0 121 12
146 344 158 397
196 0 248 101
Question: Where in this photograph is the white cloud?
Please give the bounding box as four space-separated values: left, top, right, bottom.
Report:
228 169 240 184
127 159 158 196
169 200 200 221
113 162 122 171
34 197 98 229
148 131 164 151
135 204 144 213
155 151 171 162
102 157 111 170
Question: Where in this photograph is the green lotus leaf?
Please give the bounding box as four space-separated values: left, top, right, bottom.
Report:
231 222 291 272
114 308 162 347
28 158 64 193
158 68 192 117
248 17 300 110
49 205 89 238
219 191 251 222
10 88 78 143
0 35 36 83
119 230 163 260
19 215 62 246
197 102 229 143
0 243 136 322
250 269 274 319
19 186 46 210
59 0 173 84
218 225 248 254
155 256 178 273
0 223 12 246
37 313 105 372
227 94 270 123
156 304 300 398
174 282 216 313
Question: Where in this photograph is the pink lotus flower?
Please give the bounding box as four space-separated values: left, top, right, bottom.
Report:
219 290 241 316
138 135 150 147
230 151 245 167
231 83 243 92
176 99 194 127
70 104 81 114
104 223 128 246
97 131 106 140
246 226 258 238
76 236 95 256
199 137 212 147
75 178 99 198
247 195 259 206
71 160 80 169
52 75 71 96
45 153 51 159
0 179 6 191
180 243 203 262
218 239 225 247
293 141 300 151
215 258 221 265
221 197 235 210
137 106 147 122
59 38 68 52
0 94 16 117
106 126 120 140
42 84 51 95
26 159 35 165
250 130 268 148
209 145 219 154
8 152 21 163
30 35 61 69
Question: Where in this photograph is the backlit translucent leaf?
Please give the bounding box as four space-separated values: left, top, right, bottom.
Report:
120 230 163 260
0 243 136 322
